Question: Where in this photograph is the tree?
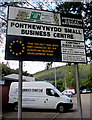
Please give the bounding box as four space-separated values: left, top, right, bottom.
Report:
45 62 53 70
0 63 32 76
86 64 92 90
55 2 92 91
1 63 14 76
65 65 76 89
56 1 92 62
56 79 64 91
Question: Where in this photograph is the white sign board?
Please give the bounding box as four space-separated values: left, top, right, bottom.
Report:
61 41 85 48
8 6 61 25
7 20 84 41
61 48 85 55
62 54 86 62
61 40 86 62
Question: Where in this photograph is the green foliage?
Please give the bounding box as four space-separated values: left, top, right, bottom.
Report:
56 2 84 14
2 64 15 76
87 73 92 90
57 79 64 91
86 64 92 90
0 63 91 90
0 63 32 77
34 64 91 90
49 79 64 92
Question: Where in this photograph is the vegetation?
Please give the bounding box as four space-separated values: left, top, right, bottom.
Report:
0 62 92 92
34 64 92 91
0 63 32 77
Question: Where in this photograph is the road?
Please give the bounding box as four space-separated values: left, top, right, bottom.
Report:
2 94 92 119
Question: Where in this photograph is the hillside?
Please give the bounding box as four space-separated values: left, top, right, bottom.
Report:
33 64 91 90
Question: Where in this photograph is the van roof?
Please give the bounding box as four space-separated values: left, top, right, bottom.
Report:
10 81 54 88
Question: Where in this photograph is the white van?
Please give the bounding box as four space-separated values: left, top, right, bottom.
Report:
8 81 73 113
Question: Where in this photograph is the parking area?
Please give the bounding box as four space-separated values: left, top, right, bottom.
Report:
2 94 92 119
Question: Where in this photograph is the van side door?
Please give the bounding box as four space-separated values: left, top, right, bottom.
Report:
43 88 60 109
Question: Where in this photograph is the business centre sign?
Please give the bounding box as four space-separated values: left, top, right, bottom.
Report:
7 21 84 41
5 6 86 63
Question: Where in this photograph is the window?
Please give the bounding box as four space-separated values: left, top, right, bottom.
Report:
46 88 59 97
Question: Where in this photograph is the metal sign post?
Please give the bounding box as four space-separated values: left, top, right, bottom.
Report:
74 63 83 119
5 6 86 119
54 67 57 88
18 60 23 119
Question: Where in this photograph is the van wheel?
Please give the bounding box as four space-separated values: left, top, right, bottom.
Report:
57 104 65 113
14 103 18 111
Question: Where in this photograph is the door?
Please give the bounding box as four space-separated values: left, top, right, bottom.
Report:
43 88 60 109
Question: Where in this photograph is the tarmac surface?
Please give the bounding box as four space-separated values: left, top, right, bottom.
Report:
2 94 92 119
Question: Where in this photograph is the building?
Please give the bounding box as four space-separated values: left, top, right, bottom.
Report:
0 74 43 106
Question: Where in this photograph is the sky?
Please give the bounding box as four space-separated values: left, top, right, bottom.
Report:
9 61 66 74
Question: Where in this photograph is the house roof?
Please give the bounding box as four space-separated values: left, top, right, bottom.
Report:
3 74 35 82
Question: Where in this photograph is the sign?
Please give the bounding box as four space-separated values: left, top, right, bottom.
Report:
62 54 86 63
60 13 83 28
7 20 84 41
61 48 85 55
5 6 86 63
61 40 86 63
60 14 86 63
61 41 85 49
8 6 61 25
5 36 61 61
